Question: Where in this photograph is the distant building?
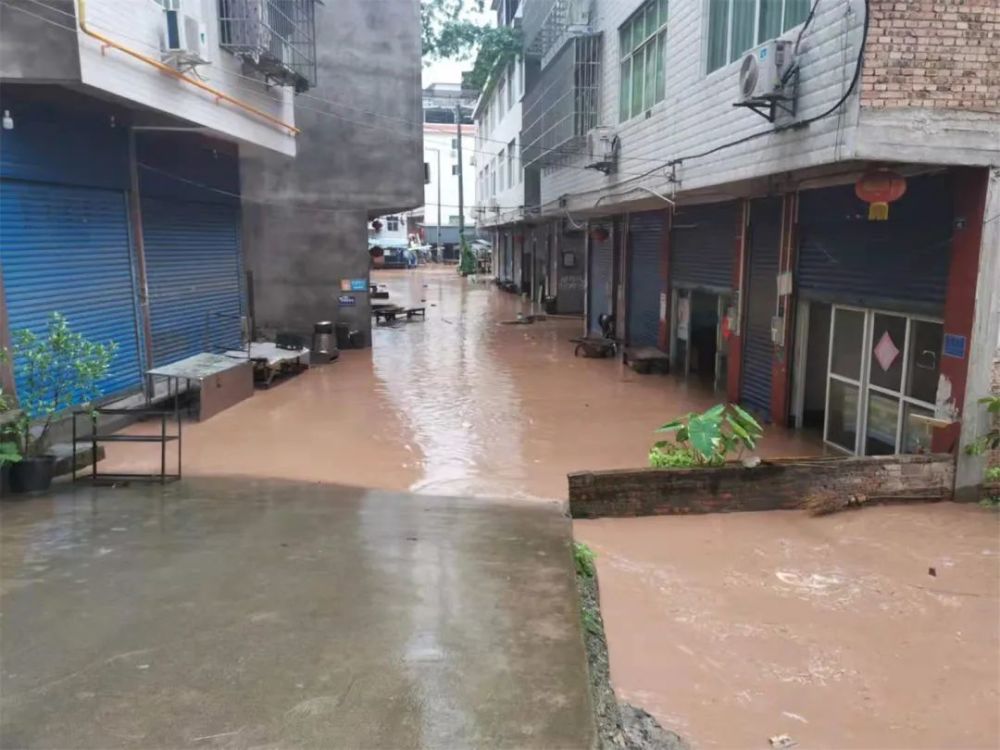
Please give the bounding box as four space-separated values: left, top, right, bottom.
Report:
396 84 478 261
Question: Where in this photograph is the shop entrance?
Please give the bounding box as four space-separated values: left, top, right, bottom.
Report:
672 288 730 393
796 304 943 455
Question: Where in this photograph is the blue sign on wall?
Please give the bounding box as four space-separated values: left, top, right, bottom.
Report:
943 333 966 360
350 279 368 292
338 295 356 307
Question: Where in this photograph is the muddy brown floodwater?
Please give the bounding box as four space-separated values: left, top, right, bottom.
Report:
103 267 1000 749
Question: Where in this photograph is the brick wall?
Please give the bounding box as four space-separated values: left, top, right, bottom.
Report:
861 0 1000 112
568 454 955 517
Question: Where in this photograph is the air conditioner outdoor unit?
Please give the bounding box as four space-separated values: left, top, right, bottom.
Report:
737 39 795 104
161 0 209 70
585 126 619 174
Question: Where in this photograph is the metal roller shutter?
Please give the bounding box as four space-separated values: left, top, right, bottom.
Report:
797 175 951 315
588 236 613 334
627 211 665 347
142 197 243 366
741 198 781 420
0 179 144 398
670 201 736 290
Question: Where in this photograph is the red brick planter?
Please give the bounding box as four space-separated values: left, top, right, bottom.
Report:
568 454 955 518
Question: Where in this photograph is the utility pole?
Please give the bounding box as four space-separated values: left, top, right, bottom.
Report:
454 102 465 247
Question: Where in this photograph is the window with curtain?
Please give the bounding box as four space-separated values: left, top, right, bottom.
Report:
707 0 810 73
498 150 505 193
619 0 668 122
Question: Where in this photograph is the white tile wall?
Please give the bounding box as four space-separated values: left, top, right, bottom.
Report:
77 0 296 155
541 0 867 211
475 60 526 227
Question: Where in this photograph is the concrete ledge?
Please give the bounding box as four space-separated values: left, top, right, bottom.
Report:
568 454 955 518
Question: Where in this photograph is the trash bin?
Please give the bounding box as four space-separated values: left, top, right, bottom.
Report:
335 322 352 350
311 321 337 364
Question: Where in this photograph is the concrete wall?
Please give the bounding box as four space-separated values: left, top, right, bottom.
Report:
568 454 956 518
240 0 424 343
0 0 295 154
78 0 295 155
0 0 80 81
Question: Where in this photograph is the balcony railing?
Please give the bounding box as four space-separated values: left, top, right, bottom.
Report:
521 33 601 170
218 0 318 92
523 0 590 60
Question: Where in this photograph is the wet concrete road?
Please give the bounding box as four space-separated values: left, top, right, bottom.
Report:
0 478 594 749
18 267 999 748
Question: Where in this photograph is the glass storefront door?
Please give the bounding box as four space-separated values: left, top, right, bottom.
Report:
824 306 942 455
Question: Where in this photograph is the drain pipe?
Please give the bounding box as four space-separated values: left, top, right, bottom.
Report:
127 129 156 397
75 0 299 136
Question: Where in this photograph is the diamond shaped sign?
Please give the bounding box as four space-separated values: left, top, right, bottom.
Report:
873 331 900 372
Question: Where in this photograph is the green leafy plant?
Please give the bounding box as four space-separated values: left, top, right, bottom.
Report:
9 313 116 457
573 541 596 578
986 466 1000 483
653 403 764 467
421 0 522 92
648 443 698 468
965 396 1000 456
458 238 477 275
0 350 21 467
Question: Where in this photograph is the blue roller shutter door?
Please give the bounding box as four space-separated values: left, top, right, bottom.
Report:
0 179 144 398
670 201 736 290
627 211 665 347
741 198 781 420
797 174 951 315
142 198 243 366
588 237 613 334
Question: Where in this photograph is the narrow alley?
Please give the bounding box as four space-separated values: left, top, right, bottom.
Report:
8 267 994 749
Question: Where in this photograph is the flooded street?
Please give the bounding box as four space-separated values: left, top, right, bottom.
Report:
97 267 999 749
105 266 817 496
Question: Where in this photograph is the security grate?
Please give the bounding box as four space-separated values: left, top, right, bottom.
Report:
218 0 318 91
521 33 601 170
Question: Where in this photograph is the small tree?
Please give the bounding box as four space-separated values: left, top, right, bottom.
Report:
0 352 20 467
9 312 116 457
458 238 477 275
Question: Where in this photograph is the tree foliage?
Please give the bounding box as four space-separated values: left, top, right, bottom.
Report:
421 0 522 92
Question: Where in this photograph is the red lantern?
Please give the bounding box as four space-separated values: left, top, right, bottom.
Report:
590 226 610 242
855 168 906 221
513 234 525 243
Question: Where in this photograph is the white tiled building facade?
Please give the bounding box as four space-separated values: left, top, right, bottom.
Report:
502 0 999 493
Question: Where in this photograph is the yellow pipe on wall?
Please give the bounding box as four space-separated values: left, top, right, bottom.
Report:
76 0 299 136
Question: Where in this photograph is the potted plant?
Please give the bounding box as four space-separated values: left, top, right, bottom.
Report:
7 313 116 494
0 374 21 495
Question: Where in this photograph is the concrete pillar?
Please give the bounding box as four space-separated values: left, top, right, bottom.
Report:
657 207 673 352
770 192 799 426
726 199 750 403
938 167 1000 498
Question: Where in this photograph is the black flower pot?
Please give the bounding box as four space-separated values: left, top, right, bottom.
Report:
8 456 55 495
